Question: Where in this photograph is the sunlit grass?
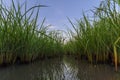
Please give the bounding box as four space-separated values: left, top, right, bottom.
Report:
0 0 120 73
0 0 64 64
65 0 120 71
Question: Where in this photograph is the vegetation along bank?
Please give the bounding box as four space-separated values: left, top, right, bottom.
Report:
0 0 120 71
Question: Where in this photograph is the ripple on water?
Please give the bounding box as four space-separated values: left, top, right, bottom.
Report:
0 56 119 80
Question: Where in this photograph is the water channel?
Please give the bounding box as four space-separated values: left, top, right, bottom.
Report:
0 56 120 80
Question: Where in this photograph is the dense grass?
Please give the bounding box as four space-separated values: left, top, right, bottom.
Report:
0 0 120 72
0 0 64 64
64 0 120 71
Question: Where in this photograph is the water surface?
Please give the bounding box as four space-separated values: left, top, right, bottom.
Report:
0 56 120 80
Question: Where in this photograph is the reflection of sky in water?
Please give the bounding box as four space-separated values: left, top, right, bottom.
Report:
0 57 119 80
0 58 80 80
63 61 79 80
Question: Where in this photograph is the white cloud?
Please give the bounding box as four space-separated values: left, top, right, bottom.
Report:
49 25 56 29
43 22 57 30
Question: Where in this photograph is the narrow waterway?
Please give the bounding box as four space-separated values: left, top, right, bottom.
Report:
0 56 120 80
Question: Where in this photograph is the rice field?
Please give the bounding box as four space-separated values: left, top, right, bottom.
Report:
64 0 120 71
0 0 120 72
0 0 64 64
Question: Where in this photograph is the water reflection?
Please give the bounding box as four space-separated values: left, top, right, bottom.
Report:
63 56 79 80
0 56 120 80
0 58 65 80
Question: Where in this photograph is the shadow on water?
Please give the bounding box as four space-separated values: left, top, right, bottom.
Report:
0 56 120 80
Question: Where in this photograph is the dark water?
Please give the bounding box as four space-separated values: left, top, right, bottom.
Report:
0 56 120 80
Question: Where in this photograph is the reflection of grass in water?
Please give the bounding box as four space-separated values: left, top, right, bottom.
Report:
77 62 120 80
63 56 78 69
0 56 120 80
33 58 65 80
36 57 80 80
63 56 79 80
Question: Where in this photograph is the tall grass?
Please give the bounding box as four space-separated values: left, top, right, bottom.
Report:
0 0 64 64
65 0 120 71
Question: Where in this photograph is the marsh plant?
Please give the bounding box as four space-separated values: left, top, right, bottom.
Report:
0 0 120 72
65 0 120 71
0 0 64 64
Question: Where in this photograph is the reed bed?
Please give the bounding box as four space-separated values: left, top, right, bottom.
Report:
0 0 64 64
64 0 120 71
1 0 120 72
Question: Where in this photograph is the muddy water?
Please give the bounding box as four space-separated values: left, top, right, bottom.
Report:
0 56 120 80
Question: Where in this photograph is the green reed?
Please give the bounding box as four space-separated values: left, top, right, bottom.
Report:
65 0 120 70
0 0 64 64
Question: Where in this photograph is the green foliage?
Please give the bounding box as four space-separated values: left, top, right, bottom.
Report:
0 0 64 64
65 0 120 64
115 0 120 5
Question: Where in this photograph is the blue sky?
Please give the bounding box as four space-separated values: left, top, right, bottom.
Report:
3 0 102 30
39 0 102 30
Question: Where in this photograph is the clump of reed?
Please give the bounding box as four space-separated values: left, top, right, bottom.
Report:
65 0 120 71
0 0 64 64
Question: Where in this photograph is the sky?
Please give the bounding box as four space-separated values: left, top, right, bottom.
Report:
2 0 102 30
39 0 102 30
